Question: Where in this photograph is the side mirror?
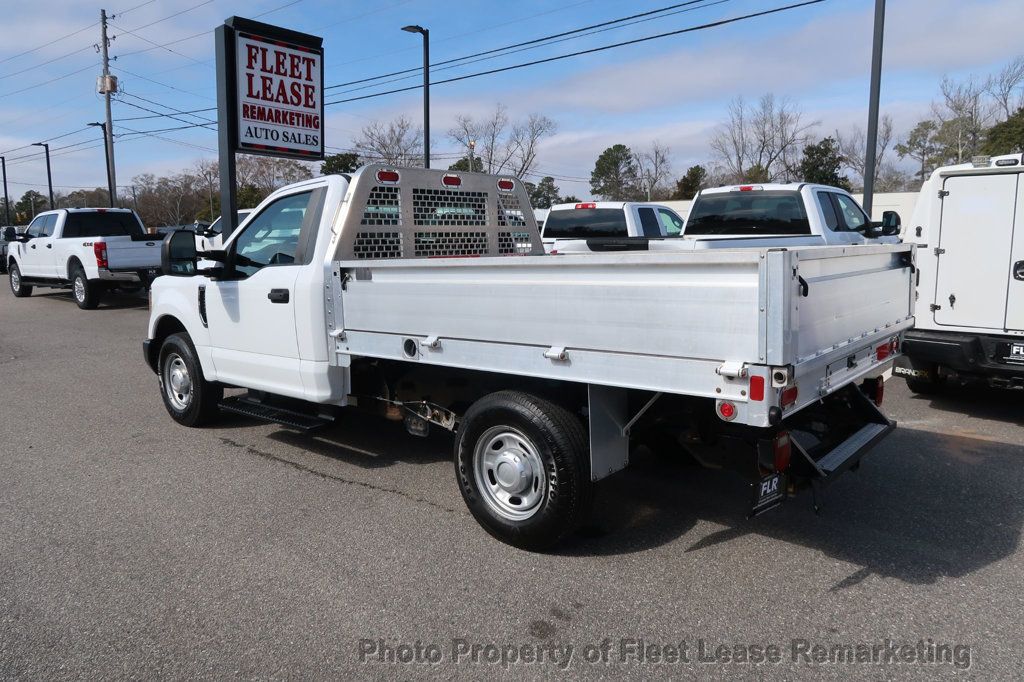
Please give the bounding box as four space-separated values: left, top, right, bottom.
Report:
881 210 901 236
161 230 198 276
3 226 16 241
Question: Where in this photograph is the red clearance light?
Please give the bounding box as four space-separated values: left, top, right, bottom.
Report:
773 431 792 472
93 242 108 269
749 375 765 401
780 386 798 408
497 178 515 191
876 343 891 361
717 401 737 421
375 169 399 184
575 202 597 209
441 173 462 187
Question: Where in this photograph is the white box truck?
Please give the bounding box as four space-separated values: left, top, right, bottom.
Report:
144 166 915 548
895 153 1024 391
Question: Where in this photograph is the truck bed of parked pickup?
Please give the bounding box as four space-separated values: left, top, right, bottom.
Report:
145 166 916 549
6 208 162 309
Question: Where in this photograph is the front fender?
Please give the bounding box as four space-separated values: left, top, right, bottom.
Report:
148 277 217 379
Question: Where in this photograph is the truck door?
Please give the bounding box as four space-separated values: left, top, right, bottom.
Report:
1005 174 1024 332
933 173 1018 329
204 188 323 397
19 213 57 277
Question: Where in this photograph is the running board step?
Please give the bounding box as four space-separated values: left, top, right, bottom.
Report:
219 396 332 432
815 422 891 475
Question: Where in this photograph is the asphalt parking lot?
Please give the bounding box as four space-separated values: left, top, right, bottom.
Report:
2 283 1023 679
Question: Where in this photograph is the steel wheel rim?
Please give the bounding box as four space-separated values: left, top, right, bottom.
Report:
473 426 547 521
10 268 20 292
73 276 85 302
163 353 193 411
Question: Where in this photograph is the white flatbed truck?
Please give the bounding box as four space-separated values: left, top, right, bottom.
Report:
145 166 915 548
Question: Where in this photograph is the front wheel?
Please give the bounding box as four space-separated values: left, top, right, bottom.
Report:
455 391 592 550
158 333 223 427
71 266 101 309
9 263 32 297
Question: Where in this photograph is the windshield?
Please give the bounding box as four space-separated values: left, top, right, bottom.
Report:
686 191 810 236
543 208 627 239
62 211 143 239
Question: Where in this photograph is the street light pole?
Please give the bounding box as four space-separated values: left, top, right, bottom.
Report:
402 25 430 169
31 142 54 209
862 0 886 216
0 156 10 224
89 122 115 207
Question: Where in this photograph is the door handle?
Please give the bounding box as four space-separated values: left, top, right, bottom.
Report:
1015 261 1024 281
30 244 36 249
46 244 52 249
268 288 290 303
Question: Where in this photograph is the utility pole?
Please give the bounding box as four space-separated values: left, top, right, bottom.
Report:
468 140 475 172
99 9 118 205
862 0 885 216
402 25 430 168
0 156 9 225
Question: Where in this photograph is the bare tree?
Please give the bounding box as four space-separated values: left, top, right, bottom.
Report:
985 56 1024 120
932 75 993 163
836 114 894 189
710 94 815 182
354 115 424 167
448 104 556 177
236 155 314 194
634 141 673 200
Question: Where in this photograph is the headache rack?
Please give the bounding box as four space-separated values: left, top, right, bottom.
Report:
339 165 544 260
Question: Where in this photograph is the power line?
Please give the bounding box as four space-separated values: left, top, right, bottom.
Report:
325 0 827 106
0 127 93 157
119 91 216 124
0 63 95 100
110 65 214 100
109 20 211 67
117 124 217 153
0 22 96 67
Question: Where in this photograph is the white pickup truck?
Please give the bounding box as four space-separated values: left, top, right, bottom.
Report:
5 208 162 309
895 153 1024 391
540 201 685 252
554 184 901 253
144 166 915 549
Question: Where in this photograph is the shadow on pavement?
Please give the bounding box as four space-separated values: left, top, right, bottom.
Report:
559 426 1024 586
904 382 1024 425
25 290 148 310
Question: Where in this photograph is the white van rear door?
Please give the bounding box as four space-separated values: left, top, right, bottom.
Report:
933 173 1017 330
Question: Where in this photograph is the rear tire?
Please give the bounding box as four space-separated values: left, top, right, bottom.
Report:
455 391 592 550
9 263 31 297
158 332 223 427
71 265 101 309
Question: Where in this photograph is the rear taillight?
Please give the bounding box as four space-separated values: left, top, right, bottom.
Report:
780 386 798 408
876 343 891 361
93 242 108 269
717 400 737 421
749 375 765 401
376 169 399 184
575 202 596 209
441 173 462 187
773 431 792 472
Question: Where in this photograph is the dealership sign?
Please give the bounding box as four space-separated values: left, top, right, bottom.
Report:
217 17 324 161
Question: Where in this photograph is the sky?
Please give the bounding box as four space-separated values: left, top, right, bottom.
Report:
0 0 1022 201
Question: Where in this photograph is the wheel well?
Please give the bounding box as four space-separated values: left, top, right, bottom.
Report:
66 256 83 280
147 316 188 371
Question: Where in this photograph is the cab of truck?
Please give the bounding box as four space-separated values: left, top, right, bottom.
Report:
540 201 684 252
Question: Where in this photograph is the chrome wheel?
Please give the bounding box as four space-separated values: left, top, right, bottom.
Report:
163 353 193 411
10 268 20 293
473 427 547 521
73 275 86 302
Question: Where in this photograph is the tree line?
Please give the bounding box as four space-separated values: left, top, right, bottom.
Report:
3 57 1022 224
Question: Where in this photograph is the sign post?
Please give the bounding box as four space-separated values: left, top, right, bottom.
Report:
214 17 324 239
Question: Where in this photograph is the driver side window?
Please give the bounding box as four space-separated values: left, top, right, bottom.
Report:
25 215 46 238
231 192 313 278
833 194 869 232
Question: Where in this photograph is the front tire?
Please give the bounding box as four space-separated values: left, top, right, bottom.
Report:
9 263 31 297
71 265 101 309
455 391 592 550
158 333 223 427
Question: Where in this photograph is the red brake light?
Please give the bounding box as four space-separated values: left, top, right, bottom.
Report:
749 375 765 402
780 386 798 408
93 242 108 269
773 431 792 472
717 401 737 421
375 169 399 184
441 173 462 187
497 178 515 191
876 343 891 361
575 203 596 209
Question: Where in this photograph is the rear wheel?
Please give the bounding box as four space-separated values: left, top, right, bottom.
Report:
455 391 592 550
9 263 31 297
71 265 101 309
158 333 223 427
